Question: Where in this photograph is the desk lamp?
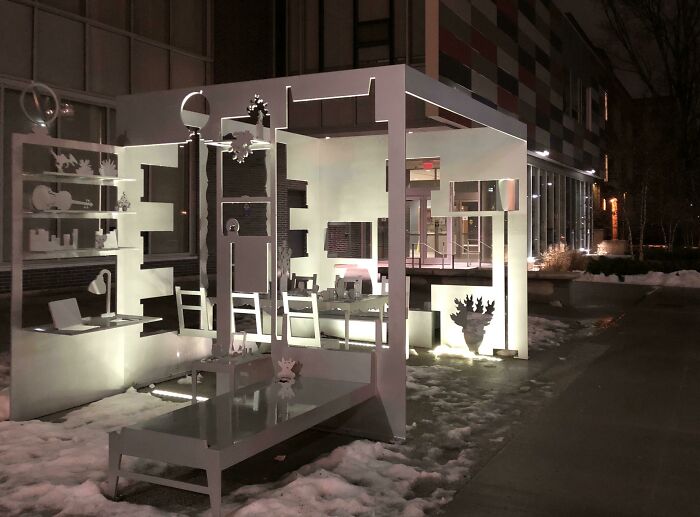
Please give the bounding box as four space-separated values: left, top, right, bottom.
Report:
88 269 115 318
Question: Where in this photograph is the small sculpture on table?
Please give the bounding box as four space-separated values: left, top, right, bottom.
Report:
277 358 296 383
95 229 118 249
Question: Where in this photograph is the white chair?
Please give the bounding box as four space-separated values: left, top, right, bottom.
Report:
231 291 271 347
282 292 322 348
175 286 215 338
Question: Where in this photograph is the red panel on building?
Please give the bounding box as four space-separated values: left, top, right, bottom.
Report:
471 29 497 62
518 65 536 90
439 28 471 65
498 86 518 114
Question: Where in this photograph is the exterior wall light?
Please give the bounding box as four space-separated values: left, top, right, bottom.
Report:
535 150 550 157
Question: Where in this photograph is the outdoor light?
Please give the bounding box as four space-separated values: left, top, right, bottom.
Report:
325 136 331 140
88 269 115 318
547 182 553 186
585 169 595 174
535 150 550 157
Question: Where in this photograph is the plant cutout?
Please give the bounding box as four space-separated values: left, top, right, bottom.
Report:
228 131 254 163
278 240 292 291
99 158 117 177
450 295 496 354
50 150 77 171
277 358 296 382
116 192 131 212
75 159 94 176
247 93 269 141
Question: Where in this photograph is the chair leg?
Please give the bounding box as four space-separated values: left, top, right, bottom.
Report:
106 433 122 499
206 465 222 517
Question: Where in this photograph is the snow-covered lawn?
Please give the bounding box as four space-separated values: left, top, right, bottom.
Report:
0 317 585 516
577 269 700 287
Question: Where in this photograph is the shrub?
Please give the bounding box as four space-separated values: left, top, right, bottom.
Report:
540 243 588 272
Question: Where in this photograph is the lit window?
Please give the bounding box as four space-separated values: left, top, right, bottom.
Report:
603 91 608 122
604 154 609 182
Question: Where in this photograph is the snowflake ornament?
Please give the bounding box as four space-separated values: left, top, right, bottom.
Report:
247 94 269 120
228 130 254 164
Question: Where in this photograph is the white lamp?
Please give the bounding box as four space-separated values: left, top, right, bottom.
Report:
88 269 115 318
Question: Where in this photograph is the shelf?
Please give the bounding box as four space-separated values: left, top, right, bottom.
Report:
24 210 136 219
221 196 272 204
23 172 135 185
24 247 138 260
27 314 162 335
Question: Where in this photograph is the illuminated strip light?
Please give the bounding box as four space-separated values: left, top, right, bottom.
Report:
151 389 208 403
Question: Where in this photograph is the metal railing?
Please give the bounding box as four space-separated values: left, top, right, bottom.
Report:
451 239 492 268
409 241 446 269
406 239 493 270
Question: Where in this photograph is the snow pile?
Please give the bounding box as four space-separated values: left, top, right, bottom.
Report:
0 388 185 516
0 316 589 516
528 316 571 351
577 269 700 287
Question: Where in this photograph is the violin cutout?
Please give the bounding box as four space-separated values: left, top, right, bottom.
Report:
31 185 93 211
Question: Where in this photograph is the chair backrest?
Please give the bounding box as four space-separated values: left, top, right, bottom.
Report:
231 292 263 336
175 286 214 337
282 292 321 347
335 274 362 295
291 273 318 293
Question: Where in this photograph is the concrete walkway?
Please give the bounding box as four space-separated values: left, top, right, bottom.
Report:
442 286 700 517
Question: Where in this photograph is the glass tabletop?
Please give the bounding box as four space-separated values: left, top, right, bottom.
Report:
131 376 371 450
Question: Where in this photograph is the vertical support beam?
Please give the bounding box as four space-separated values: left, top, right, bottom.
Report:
376 69 406 440
215 148 230 357
10 134 24 419
198 140 209 289
508 147 529 359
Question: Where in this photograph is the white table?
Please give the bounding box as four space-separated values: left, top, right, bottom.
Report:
262 294 388 349
317 295 388 348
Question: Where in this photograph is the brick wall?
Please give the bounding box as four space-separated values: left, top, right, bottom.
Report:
0 257 199 295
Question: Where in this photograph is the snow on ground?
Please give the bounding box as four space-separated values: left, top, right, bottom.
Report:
0 316 588 516
577 269 700 287
528 316 571 351
0 388 186 516
0 351 10 421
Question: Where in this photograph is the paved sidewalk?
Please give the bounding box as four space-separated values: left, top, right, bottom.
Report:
442 286 700 517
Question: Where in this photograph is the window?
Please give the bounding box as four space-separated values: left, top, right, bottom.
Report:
325 221 372 258
602 90 608 123
585 87 593 131
142 145 193 255
604 153 609 182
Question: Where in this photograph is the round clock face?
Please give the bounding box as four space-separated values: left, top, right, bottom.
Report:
180 91 210 131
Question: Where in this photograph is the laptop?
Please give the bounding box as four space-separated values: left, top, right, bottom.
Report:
48 298 99 332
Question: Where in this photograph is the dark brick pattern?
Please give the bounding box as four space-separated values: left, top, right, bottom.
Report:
437 0 608 172
0 258 199 294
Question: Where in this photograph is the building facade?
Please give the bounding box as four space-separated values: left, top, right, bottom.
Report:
217 0 630 257
0 0 212 292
